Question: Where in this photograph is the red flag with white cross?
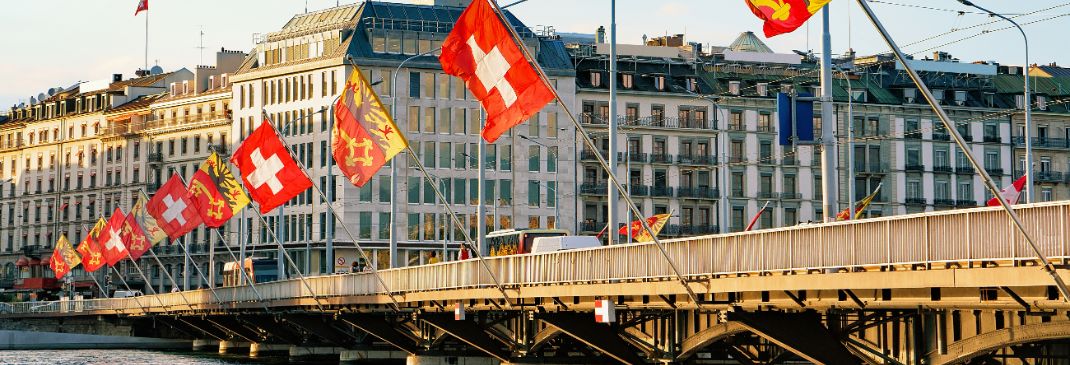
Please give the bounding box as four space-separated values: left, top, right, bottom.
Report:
439 0 555 143
230 120 313 214
147 174 204 240
99 208 128 266
134 0 148 16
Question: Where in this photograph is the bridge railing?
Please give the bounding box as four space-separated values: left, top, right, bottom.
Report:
7 202 1070 314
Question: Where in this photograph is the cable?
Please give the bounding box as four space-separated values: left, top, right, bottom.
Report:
869 0 1005 15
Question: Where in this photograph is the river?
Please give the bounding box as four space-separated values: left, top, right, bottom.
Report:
0 349 343 365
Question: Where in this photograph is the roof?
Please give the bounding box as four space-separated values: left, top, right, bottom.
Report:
1033 65 1070 78
728 32 773 53
107 72 175 92
107 93 167 115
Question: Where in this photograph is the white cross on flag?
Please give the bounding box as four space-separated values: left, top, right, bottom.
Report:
231 120 313 214
147 174 203 240
454 302 466 321
987 175 1028 207
439 0 555 143
99 207 128 266
594 299 615 323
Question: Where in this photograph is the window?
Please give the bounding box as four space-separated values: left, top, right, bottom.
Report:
409 72 420 98
590 71 602 87
421 72 435 99
654 76 665 91
547 146 558 173
528 145 540 172
907 180 921 199
528 180 541 207
407 177 421 203
423 107 436 133
622 73 633 89
958 181 973 203
408 106 420 133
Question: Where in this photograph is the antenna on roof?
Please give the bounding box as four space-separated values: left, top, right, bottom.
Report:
197 26 207 66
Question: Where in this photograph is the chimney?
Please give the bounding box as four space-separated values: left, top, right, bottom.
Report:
112 74 123 82
596 26 606 44
134 69 150 77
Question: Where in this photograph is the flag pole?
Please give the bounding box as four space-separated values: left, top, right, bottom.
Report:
79 223 151 314
146 248 196 309
144 2 148 72
209 223 266 304
854 0 1070 301
174 236 224 303
123 250 171 312
488 0 700 306
247 208 326 311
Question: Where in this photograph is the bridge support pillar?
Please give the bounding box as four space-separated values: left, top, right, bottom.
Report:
249 343 289 358
218 340 250 354
191 339 219 352
405 355 500 365
289 345 343 361
339 349 408 364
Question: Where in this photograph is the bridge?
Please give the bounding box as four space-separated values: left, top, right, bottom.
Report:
5 202 1070 364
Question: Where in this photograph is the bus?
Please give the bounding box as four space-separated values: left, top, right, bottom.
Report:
221 258 279 286
485 228 569 256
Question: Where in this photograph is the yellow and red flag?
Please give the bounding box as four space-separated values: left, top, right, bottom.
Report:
746 0 831 38
188 151 251 227
130 191 168 245
600 213 672 243
49 234 82 279
333 67 408 187
837 183 882 221
76 218 107 272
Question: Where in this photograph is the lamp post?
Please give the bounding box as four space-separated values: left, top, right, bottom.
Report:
518 133 566 229
389 49 437 268
957 0 1033 203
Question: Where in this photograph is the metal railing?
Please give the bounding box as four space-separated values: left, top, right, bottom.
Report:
10 202 1070 316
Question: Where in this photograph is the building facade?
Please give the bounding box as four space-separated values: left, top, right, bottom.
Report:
229 0 576 272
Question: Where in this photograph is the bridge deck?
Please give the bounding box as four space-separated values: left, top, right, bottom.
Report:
6 202 1070 316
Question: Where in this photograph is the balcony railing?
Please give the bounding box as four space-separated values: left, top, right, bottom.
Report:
857 163 889 174
144 113 229 131
582 114 712 130
677 155 716 165
905 197 927 205
627 185 650 196
905 164 926 172
147 152 164 164
579 183 607 195
1013 137 1070 149
933 165 953 173
578 221 606 233
934 198 956 207
956 200 977 208
208 144 228 155
758 191 778 199
1036 171 1064 183
756 125 774 133
650 186 674 197
983 135 1001 143
618 152 647 163
932 133 950 141
956 166 975 175
728 122 745 131
780 192 801 200
677 187 719 199
580 150 604 162
649 154 672 164
987 168 1004 176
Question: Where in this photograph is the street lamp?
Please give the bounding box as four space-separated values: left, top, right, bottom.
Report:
518 134 566 230
958 0 1033 203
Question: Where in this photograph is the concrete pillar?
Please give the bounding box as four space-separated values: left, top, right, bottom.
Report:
406 355 500 365
290 345 344 361
248 343 289 358
218 340 250 354
191 339 219 351
339 349 408 364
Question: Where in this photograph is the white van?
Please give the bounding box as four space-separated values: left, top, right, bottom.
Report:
530 236 601 253
113 290 143 298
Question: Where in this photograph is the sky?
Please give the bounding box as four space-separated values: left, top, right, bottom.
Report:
1 0 1068 109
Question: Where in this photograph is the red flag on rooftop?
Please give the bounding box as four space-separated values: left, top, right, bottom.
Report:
439 0 555 143
746 0 830 37
231 121 312 214
332 66 408 187
134 0 148 16
988 175 1028 207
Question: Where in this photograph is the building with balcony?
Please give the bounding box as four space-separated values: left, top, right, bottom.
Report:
0 69 191 297
229 0 575 271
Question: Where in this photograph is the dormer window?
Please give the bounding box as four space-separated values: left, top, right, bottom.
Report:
182 81 190 94
590 71 602 87
622 73 633 89
687 78 698 92
756 83 768 97
729 81 741 95
654 76 665 91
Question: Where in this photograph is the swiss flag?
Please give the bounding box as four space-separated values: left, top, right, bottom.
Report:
134 0 148 16
231 120 313 214
594 299 615 323
987 175 1028 207
99 208 128 266
439 0 555 143
148 174 204 240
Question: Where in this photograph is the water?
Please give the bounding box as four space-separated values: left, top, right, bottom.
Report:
0 349 311 365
